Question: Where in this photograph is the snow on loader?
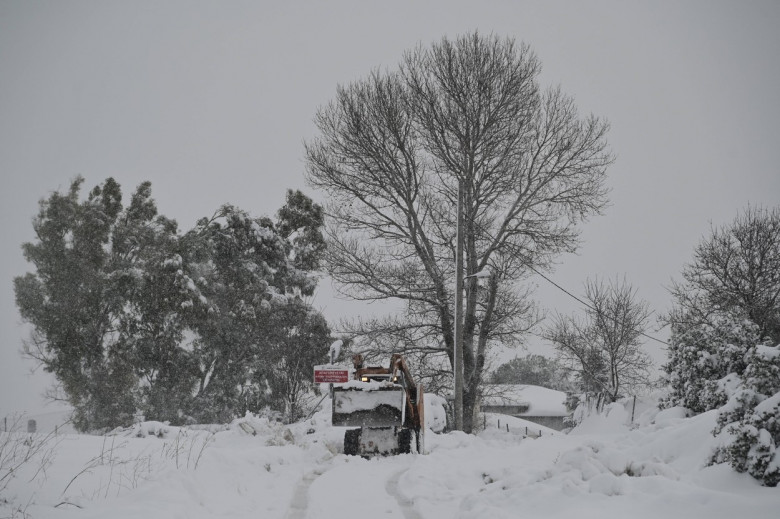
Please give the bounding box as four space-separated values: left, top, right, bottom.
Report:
333 353 425 456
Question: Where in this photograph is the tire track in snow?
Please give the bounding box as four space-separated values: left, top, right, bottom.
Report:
385 466 424 519
285 464 328 519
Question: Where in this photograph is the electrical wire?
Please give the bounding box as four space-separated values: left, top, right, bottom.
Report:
526 263 670 347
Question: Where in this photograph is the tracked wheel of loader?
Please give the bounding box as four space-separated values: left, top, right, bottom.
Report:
398 428 412 454
344 428 361 456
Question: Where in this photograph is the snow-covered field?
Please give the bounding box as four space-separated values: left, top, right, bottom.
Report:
3 399 778 519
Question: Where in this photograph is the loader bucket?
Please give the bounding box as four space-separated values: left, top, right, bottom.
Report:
332 386 406 427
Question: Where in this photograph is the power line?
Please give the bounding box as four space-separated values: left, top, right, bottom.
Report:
526 264 670 347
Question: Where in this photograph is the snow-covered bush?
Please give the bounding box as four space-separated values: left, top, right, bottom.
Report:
710 344 780 486
661 313 758 413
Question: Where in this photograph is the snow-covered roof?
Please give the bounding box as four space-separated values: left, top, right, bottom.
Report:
481 384 568 417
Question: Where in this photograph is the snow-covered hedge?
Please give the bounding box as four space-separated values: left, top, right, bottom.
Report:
710 344 780 486
661 314 759 413
661 311 780 486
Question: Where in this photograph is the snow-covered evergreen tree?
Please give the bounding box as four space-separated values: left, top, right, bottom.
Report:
490 354 573 391
16 179 330 429
710 345 780 486
15 178 144 430
661 312 758 413
183 192 329 423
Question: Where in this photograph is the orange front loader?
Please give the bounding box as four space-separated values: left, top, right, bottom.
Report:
332 353 425 456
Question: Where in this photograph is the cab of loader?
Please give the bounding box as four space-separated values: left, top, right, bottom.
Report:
357 372 408 392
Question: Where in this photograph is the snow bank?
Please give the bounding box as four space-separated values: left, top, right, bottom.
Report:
424 393 447 433
3 402 779 519
571 402 632 435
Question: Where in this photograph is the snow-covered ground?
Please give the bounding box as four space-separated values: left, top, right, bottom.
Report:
2 398 778 519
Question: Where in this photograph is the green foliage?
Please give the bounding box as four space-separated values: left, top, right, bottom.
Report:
252 300 331 422
661 313 758 413
15 179 330 430
15 177 137 430
182 200 329 423
489 355 572 391
710 345 780 487
277 189 326 277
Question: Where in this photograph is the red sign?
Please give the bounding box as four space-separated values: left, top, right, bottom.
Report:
314 367 350 384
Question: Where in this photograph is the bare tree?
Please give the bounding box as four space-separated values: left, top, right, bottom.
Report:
545 278 653 403
305 32 612 432
668 206 780 344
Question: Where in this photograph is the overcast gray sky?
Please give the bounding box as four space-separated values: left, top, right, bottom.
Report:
2 0 779 416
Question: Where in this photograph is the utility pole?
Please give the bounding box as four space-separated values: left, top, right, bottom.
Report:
454 177 464 431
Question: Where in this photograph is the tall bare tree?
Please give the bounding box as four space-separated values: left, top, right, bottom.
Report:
305 32 612 432
545 278 653 403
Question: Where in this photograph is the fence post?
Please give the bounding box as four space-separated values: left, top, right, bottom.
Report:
631 395 637 423
506 423 509 432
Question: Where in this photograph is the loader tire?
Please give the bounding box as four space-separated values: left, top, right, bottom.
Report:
344 428 361 456
398 428 413 454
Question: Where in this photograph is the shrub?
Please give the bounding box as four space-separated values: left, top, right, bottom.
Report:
711 345 780 486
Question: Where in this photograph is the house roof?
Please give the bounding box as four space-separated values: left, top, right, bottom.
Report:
481 384 568 417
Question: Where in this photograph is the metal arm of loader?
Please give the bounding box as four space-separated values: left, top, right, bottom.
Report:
389 354 424 432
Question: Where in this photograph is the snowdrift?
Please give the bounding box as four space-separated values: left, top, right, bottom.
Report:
2 398 778 519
